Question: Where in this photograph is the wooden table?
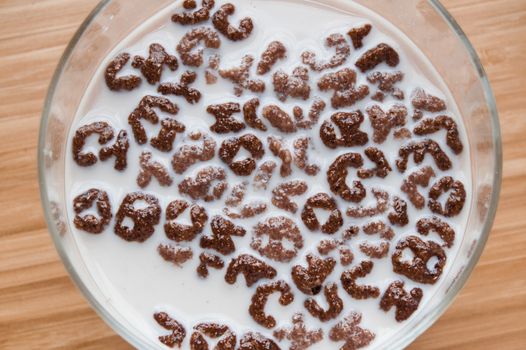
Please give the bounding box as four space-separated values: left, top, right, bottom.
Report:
1 1 524 349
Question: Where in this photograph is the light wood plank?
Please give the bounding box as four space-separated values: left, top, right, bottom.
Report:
0 0 524 349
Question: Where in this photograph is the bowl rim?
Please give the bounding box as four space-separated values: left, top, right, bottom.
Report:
38 0 503 348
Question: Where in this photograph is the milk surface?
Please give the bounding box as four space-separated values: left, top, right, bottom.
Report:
64 0 472 348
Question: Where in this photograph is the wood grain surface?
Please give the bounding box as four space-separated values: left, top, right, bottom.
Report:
0 0 525 349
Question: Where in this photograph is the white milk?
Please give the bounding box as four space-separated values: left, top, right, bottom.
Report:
65 0 472 348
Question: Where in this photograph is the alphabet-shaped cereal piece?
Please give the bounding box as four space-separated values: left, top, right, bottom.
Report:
153 312 186 348
132 43 178 84
137 151 173 188
212 3 253 41
172 0 215 25
380 280 423 322
392 235 446 284
274 313 324 349
158 71 202 105
341 260 380 299
178 166 228 202
249 280 294 328
302 34 351 71
327 153 366 203
329 312 375 350
105 53 141 91
164 199 208 242
320 111 368 149
291 254 336 295
225 254 277 287
257 41 287 75
200 215 246 255
72 188 112 234
114 192 161 242
355 43 399 72
177 27 221 67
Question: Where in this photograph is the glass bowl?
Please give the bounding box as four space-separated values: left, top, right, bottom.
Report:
38 0 502 348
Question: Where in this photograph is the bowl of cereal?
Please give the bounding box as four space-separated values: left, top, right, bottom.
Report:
39 0 501 348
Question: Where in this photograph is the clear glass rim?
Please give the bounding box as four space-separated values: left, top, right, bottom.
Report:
37 0 503 348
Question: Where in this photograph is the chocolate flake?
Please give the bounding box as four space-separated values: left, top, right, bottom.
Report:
243 98 267 131
225 182 247 207
346 189 389 218
357 147 392 179
224 203 267 219
190 323 237 350
99 130 129 171
341 261 380 299
366 104 407 144
268 136 293 177
388 196 409 227
359 241 390 259
128 95 180 145
239 332 281 350
411 88 446 112
262 105 297 133
367 71 404 98
293 137 320 176
253 161 277 190
362 221 394 240
416 216 456 248
295 98 326 130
